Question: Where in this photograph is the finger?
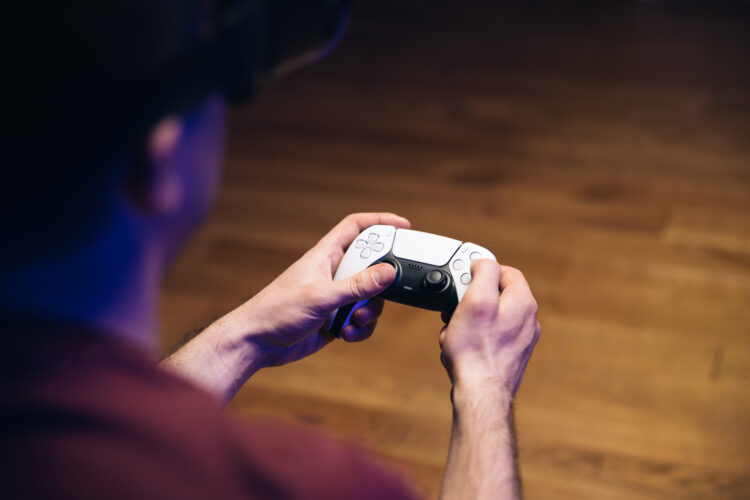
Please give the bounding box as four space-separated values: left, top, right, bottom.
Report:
319 213 411 262
462 259 502 304
326 263 397 309
438 325 448 349
341 321 377 343
498 265 531 294
352 297 385 327
497 265 536 314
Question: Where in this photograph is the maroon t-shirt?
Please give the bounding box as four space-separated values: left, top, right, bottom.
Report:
0 324 423 499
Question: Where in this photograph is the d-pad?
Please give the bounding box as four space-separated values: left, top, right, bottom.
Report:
354 232 385 258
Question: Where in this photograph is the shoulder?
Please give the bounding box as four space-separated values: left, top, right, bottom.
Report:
0 328 424 499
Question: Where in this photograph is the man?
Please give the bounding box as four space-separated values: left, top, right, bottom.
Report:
2 2 540 499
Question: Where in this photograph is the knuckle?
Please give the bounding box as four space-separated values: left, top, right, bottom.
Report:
524 295 538 316
344 212 366 226
464 294 498 320
504 265 524 281
519 316 541 349
473 259 499 274
355 307 372 324
340 213 359 231
348 275 368 298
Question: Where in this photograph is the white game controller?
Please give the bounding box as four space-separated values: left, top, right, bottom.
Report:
328 225 496 336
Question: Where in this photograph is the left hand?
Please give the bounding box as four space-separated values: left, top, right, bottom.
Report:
216 212 411 368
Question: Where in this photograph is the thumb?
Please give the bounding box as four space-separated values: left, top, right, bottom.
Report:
328 263 397 309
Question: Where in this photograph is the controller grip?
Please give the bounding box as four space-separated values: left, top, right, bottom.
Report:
328 299 369 337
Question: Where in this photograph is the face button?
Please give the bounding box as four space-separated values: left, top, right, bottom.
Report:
355 239 367 249
425 270 448 290
360 247 372 258
452 259 465 270
460 273 472 285
372 242 384 252
469 251 482 261
367 233 379 243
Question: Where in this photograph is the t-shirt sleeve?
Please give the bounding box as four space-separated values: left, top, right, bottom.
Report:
227 417 426 500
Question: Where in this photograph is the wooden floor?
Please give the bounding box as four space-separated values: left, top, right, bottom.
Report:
161 2 750 498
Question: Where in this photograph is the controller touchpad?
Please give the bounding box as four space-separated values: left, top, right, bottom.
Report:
392 230 461 266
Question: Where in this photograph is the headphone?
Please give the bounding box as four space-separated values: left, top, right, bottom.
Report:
12 0 350 170
213 0 351 101
162 0 351 106
4 0 351 263
60 0 351 169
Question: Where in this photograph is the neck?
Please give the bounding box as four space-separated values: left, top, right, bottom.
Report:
0 209 160 353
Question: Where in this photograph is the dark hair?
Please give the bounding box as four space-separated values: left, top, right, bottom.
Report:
4 1 214 269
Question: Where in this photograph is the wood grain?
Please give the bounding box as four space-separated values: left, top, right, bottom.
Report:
161 2 750 498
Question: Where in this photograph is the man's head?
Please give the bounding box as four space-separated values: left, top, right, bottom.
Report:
4 0 349 275
5 1 225 274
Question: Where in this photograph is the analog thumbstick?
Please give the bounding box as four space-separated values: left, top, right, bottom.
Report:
424 270 447 290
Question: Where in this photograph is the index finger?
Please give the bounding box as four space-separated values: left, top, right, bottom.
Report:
319 212 411 258
499 265 531 294
498 265 536 312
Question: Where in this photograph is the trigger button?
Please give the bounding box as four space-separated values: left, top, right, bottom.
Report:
360 247 372 258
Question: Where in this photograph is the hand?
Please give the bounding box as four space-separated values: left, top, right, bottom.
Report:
223 213 411 368
439 261 540 396
436 261 538 500
162 213 410 403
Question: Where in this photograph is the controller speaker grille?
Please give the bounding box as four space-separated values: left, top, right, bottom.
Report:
408 263 424 271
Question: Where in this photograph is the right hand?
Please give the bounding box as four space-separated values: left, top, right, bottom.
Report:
439 260 540 396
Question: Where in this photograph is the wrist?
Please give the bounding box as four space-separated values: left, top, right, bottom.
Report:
174 313 271 404
451 376 514 418
447 351 516 399
206 312 272 375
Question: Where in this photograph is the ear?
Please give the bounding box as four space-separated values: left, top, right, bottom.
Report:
128 117 185 214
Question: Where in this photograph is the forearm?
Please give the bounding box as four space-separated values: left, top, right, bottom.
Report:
439 382 520 500
160 315 267 404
